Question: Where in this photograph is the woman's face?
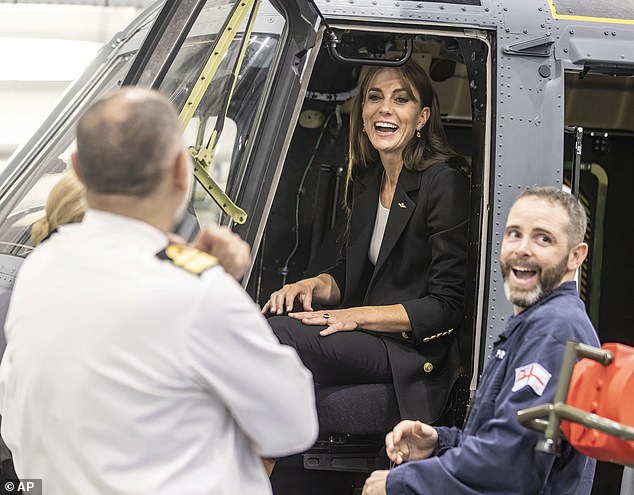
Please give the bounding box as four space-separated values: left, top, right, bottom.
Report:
361 68 430 160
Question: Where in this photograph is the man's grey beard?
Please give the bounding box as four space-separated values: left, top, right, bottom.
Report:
503 279 543 308
501 255 569 309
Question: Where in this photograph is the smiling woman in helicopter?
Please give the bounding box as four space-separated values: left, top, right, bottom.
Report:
262 59 469 423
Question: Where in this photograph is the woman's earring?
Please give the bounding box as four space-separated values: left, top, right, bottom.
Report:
362 125 366 133
416 128 421 139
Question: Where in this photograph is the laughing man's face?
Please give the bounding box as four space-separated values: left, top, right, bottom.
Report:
500 196 573 314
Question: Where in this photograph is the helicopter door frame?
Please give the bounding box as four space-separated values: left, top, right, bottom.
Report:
227 3 323 277
259 21 494 394
331 23 494 394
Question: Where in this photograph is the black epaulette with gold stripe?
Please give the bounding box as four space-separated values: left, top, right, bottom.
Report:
156 244 218 276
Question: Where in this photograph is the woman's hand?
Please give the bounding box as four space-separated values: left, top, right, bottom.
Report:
262 279 319 315
288 308 363 336
385 420 438 465
288 304 411 337
262 274 340 315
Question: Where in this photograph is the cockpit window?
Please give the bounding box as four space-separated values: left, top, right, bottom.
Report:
0 53 141 257
0 0 285 256
158 0 285 226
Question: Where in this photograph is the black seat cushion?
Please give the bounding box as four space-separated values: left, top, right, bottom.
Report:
316 384 400 435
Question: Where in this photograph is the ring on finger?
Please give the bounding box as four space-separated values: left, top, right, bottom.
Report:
322 313 330 320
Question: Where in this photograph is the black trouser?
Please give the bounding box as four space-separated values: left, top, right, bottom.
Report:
268 316 392 385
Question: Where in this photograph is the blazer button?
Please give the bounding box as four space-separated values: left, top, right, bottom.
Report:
423 362 434 373
401 331 410 340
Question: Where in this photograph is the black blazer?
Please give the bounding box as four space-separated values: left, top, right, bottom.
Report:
325 160 469 422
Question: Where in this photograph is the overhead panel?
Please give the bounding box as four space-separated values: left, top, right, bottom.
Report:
548 0 634 24
402 0 481 4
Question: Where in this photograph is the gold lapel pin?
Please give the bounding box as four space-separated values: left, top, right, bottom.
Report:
397 202 406 209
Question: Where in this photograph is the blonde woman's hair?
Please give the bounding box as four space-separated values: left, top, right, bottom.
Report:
31 172 86 245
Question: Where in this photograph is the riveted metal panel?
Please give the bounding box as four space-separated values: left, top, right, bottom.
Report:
402 0 481 4
313 0 498 29
555 25 634 69
501 0 554 35
483 32 566 362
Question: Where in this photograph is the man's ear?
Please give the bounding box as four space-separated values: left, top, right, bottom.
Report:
568 242 589 271
173 149 191 191
70 152 85 185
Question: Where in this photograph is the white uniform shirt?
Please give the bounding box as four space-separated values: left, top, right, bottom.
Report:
0 210 317 495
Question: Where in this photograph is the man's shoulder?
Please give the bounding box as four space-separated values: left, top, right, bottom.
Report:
522 292 598 346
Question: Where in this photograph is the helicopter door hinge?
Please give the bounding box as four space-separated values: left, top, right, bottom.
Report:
503 35 554 57
189 146 248 225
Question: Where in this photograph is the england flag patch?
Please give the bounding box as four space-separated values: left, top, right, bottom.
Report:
512 362 552 396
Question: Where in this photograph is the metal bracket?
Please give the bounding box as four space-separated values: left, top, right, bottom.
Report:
503 35 554 57
190 147 247 224
177 0 259 225
563 125 584 198
302 452 387 472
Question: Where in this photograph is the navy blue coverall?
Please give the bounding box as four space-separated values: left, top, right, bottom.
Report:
386 282 600 495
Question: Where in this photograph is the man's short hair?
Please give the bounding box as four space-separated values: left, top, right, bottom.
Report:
516 186 587 247
75 88 183 197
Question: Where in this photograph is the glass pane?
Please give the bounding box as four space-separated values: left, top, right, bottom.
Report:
0 0 286 256
158 0 285 226
0 54 139 257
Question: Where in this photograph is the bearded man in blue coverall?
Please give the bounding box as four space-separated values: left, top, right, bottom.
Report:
363 186 600 495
